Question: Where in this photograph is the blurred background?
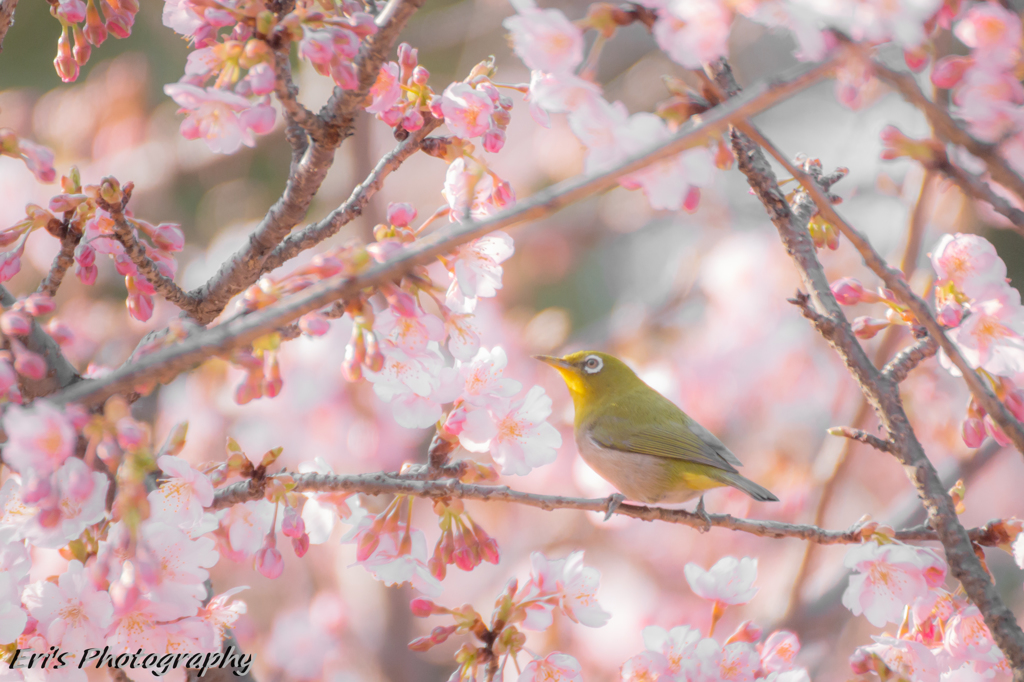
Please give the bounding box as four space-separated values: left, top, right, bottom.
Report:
2 0 1024 680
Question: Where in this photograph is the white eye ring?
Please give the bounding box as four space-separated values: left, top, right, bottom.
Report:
583 355 603 374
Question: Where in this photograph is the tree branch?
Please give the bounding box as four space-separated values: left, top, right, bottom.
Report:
882 334 938 383
827 426 893 453
109 211 201 317
0 285 80 397
207 471 1010 547
261 115 444 273
187 0 427 325
36 228 81 298
46 59 833 410
705 57 1024 678
934 155 1024 233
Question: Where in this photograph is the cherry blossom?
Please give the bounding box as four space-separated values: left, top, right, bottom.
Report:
503 7 584 74
22 560 113 652
138 520 219 616
444 228 514 312
442 159 516 225
460 385 561 475
148 455 215 530
218 499 275 559
946 290 1024 376
456 346 522 407
0 401 75 477
842 541 946 627
516 550 609 630
364 342 453 428
642 625 701 677
683 556 758 606
854 636 940 682
931 233 1009 300
441 83 494 139
366 62 402 115
20 458 108 549
761 630 801 673
692 638 760 682
519 652 583 682
620 650 672 682
650 0 732 69
164 83 275 154
342 520 442 597
375 305 446 354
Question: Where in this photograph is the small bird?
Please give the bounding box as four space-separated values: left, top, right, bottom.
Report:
535 351 777 519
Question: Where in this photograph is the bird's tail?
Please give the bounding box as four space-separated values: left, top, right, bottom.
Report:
720 471 779 502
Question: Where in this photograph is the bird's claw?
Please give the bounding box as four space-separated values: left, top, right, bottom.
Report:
695 496 711 533
603 493 626 521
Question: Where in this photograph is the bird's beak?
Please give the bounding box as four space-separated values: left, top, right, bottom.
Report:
533 355 573 370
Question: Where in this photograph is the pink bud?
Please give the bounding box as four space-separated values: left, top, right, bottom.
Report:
1 311 32 336
291 534 309 558
262 352 282 398
45 319 74 345
962 417 986 448
429 95 444 119
407 636 434 652
364 331 384 372
479 537 499 565
110 579 141 616
452 546 475 571
985 416 1013 447
84 0 108 45
0 250 23 282
151 223 185 252
724 620 762 644
22 292 56 316
442 407 467 437
682 186 701 214
281 509 305 538
932 56 972 89
410 598 437 617
76 264 98 286
387 202 417 228
903 46 929 73
255 545 285 578
412 65 430 86
493 181 515 209
428 554 446 580
430 625 456 644
356 529 380 562
831 277 865 305
116 418 147 451
299 312 330 336
55 30 79 83
12 344 46 380
1004 390 1024 422
74 242 96 267
341 353 363 382
483 127 505 154
401 108 424 132
384 288 417 317
851 316 889 340
72 25 91 66
937 302 963 327
21 474 53 505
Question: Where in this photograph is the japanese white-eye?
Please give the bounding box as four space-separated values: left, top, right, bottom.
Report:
536 351 778 506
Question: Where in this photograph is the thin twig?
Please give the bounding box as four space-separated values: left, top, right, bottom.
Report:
262 115 445 273
934 156 1024 233
108 211 201 317
207 471 1011 546
828 426 892 452
36 228 81 298
882 334 938 383
47 60 834 410
270 47 320 141
706 56 1024 675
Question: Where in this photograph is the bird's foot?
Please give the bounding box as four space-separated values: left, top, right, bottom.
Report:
695 496 711 533
603 493 626 522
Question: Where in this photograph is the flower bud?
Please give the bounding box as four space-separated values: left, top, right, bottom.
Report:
831 277 865 305
387 202 417 228
931 55 971 89
724 620 762 644
116 417 148 451
937 301 963 327
851 316 889 340
99 177 122 206
401 108 424 132
961 417 986 448
412 65 430 86
22 293 56 317
985 416 1013 447
152 223 185 252
281 508 305 538
55 29 79 83
291 533 309 558
428 553 446 580
483 127 505 154
410 598 440 617
682 186 701 214
255 545 285 578
1004 389 1024 422
262 352 282 398
299 312 330 336
0 311 32 336
84 0 108 45
364 330 384 372
356 528 380 562
12 342 46 380
72 25 92 66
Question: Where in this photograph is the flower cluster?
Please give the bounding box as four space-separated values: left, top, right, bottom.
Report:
0 401 247 667
409 550 609 682
0 293 66 403
621 556 810 682
49 0 139 82
843 539 1013 680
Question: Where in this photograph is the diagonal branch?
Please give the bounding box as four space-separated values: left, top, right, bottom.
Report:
109 211 201 317
934 154 1024 233
36 228 82 298
46 59 833 410
187 0 427 325
261 115 445 273
882 334 938 384
207 471 1012 547
705 57 1024 678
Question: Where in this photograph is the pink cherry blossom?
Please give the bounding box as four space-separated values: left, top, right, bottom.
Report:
527 70 603 120
618 113 715 211
761 630 801 673
943 605 997 665
164 83 275 154
641 625 701 677
0 401 76 477
162 0 204 37
366 62 402 115
456 346 523 407
441 83 494 139
148 455 215 530
461 386 561 475
18 139 57 183
444 228 514 312
855 636 939 682
218 499 275 558
22 560 113 651
620 650 671 682
841 541 946 627
364 342 452 428
954 3 1023 69
947 291 1024 376
445 312 481 361
684 556 758 605
341 520 442 597
931 233 1009 301
21 459 109 549
652 0 731 69
518 652 582 682
442 159 516 225
693 638 760 682
504 7 584 74
805 0 941 48
375 306 446 354
517 550 609 630
138 520 219 615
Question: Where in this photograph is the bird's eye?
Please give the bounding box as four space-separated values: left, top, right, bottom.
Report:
583 355 603 374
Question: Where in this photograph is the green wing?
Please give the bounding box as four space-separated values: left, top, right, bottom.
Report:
587 393 743 473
